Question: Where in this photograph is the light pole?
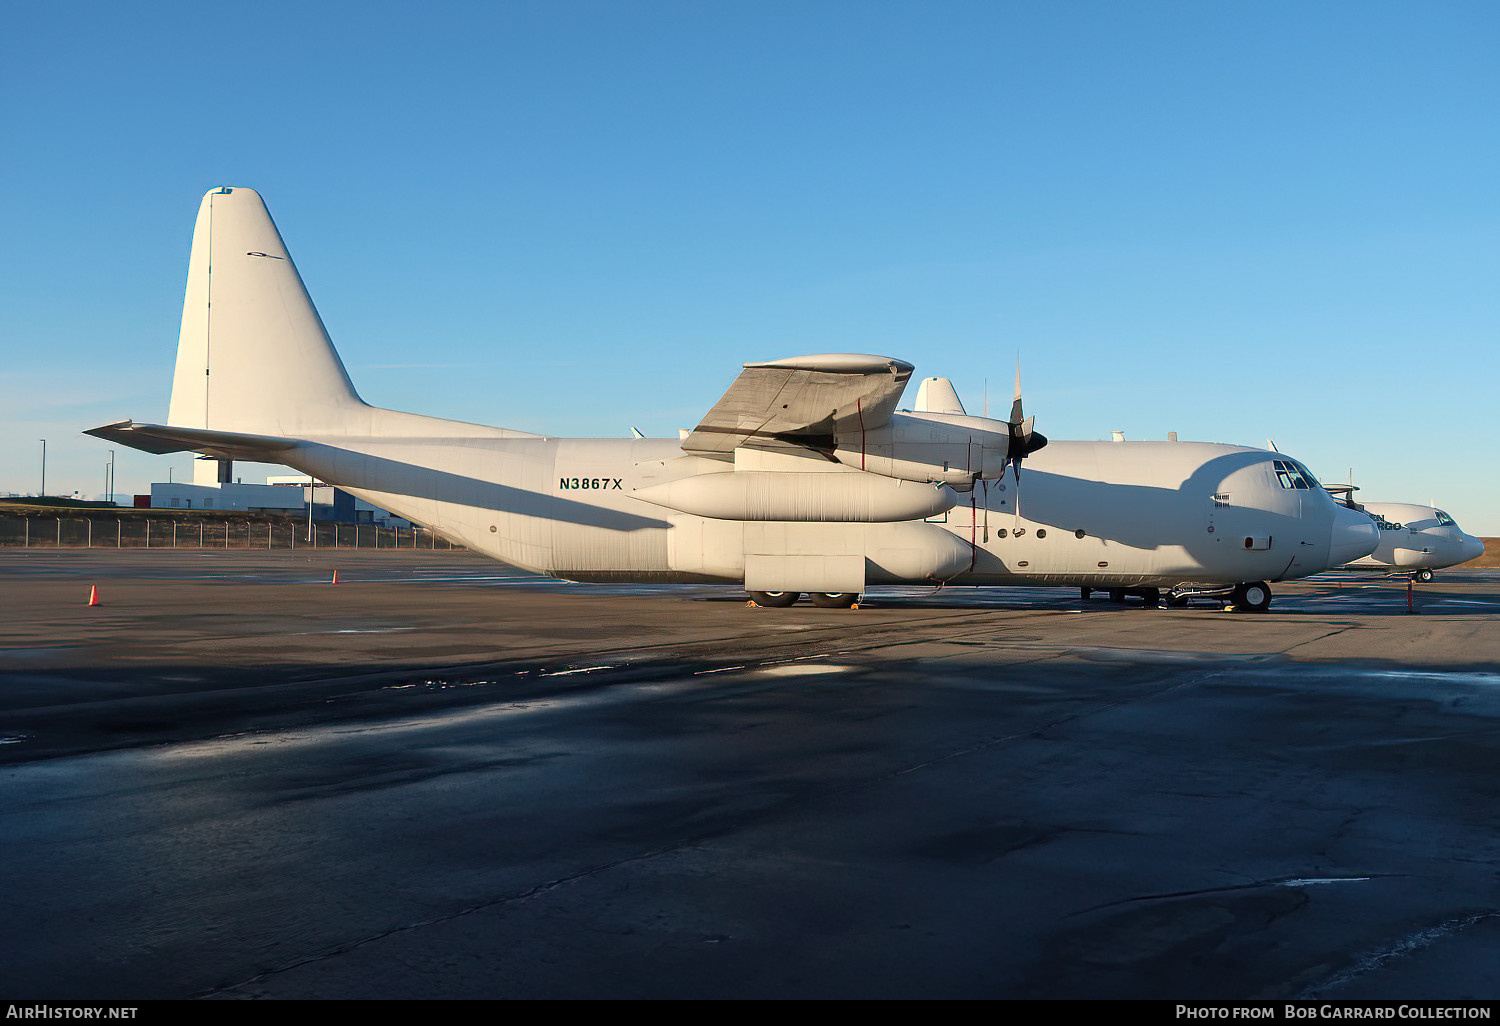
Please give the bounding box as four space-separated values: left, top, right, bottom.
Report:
107 450 115 505
39 439 46 498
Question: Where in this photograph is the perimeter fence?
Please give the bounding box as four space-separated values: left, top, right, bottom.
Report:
0 516 459 551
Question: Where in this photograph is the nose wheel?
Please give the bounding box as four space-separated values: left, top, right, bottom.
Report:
1226 581 1272 612
1417 569 1434 582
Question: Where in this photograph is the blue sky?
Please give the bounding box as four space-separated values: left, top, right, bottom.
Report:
4 1 1497 531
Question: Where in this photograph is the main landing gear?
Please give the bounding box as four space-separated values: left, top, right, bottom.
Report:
748 591 860 609
748 590 799 608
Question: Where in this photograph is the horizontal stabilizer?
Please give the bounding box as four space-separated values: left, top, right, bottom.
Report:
85 420 298 459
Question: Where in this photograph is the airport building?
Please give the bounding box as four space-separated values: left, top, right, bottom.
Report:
145 460 410 526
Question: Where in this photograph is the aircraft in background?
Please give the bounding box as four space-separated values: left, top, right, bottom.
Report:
86 187 1378 611
1323 486 1483 581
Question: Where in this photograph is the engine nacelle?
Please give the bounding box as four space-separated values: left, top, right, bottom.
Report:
633 470 958 522
833 411 1011 487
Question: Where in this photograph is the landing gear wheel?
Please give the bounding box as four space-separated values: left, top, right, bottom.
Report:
1417 569 1434 583
1137 587 1160 609
808 592 859 609
1080 586 1093 601
750 591 800 608
1231 581 1272 612
1107 588 1126 603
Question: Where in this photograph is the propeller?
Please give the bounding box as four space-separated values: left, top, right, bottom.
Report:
991 361 1045 532
1004 361 1048 484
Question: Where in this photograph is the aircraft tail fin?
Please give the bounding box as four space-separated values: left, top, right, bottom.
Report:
167 187 363 437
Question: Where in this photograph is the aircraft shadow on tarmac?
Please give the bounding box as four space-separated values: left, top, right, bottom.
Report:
687 578 1500 615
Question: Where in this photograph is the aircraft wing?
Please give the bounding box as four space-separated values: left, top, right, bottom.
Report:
85 420 298 460
681 354 914 459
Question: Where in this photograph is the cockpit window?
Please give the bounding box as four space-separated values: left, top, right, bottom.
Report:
1272 459 1317 490
1435 510 1456 527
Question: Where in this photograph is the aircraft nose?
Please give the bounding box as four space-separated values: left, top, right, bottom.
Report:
1329 505 1379 565
1460 535 1485 564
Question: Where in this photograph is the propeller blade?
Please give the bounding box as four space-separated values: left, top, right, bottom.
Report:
996 357 1046 503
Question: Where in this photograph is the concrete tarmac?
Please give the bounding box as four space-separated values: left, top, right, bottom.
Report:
2 550 1498 999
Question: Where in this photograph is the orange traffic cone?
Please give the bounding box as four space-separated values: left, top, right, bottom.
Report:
331 570 339 585
87 585 100 607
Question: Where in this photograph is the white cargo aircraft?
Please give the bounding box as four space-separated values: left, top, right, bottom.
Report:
86 187 1378 611
1323 488 1484 581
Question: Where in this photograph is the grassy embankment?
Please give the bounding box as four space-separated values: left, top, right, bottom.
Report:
1472 538 1500 568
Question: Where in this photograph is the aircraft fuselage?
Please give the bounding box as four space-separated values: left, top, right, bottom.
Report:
279 427 1373 591
1344 501 1484 576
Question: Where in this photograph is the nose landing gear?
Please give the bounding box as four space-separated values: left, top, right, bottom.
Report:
1160 582 1272 611
1226 581 1272 612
